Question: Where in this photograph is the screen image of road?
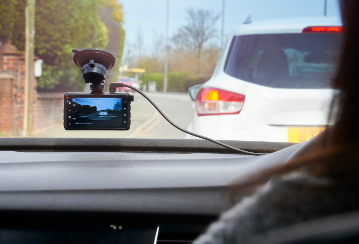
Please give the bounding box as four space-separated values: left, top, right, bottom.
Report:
70 98 123 127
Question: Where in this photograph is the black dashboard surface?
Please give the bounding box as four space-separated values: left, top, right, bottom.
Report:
0 138 301 216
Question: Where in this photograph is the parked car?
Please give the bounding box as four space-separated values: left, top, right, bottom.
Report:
187 17 343 143
116 76 140 92
99 110 108 116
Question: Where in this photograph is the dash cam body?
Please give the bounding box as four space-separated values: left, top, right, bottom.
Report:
64 93 133 130
64 48 134 130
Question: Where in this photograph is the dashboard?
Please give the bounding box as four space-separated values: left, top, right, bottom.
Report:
0 138 298 243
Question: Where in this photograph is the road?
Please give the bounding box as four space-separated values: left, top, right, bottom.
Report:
34 92 195 139
132 92 195 139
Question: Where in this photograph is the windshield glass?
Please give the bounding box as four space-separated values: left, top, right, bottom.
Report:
0 0 342 143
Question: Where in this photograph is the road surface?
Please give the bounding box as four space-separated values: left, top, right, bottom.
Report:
34 92 195 139
132 92 195 139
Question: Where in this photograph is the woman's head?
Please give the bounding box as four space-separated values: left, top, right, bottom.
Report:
329 0 359 146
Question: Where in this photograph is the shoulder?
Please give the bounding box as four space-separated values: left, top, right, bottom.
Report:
194 172 333 244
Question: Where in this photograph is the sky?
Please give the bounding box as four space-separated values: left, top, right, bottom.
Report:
73 98 122 111
120 0 341 60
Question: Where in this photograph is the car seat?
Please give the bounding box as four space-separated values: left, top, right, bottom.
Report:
255 48 289 87
251 211 359 244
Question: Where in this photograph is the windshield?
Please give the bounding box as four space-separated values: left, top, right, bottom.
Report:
0 0 342 143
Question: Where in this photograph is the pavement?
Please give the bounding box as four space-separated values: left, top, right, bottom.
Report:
33 92 195 139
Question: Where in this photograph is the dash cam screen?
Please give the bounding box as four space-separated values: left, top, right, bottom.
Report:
68 97 124 128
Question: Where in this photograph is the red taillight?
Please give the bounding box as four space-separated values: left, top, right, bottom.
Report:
196 87 245 116
303 26 343 33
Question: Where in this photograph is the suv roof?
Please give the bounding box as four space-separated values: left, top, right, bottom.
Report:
232 16 342 36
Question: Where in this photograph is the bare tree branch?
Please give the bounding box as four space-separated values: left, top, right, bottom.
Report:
172 8 219 74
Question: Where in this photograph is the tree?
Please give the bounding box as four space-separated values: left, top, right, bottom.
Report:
113 102 121 111
35 0 109 91
172 8 219 73
98 0 125 84
122 8 220 78
98 0 124 23
136 33 165 73
0 0 26 49
0 0 125 91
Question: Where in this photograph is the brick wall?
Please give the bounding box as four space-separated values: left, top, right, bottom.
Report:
34 93 63 131
0 40 37 135
0 40 64 135
0 74 14 133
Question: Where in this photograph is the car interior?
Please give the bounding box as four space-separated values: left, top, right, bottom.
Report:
1 0 358 243
1 135 358 243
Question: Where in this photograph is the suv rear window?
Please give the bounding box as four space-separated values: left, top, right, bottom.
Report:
224 33 342 89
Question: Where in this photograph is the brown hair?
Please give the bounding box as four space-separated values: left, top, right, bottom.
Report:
230 0 359 202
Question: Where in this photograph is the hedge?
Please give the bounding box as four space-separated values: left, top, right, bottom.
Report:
142 72 212 92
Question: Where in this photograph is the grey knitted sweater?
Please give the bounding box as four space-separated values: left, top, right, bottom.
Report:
193 171 359 244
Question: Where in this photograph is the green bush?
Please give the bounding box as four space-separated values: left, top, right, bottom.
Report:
35 0 109 91
0 0 121 92
143 73 164 90
0 0 26 50
183 74 212 91
143 72 211 92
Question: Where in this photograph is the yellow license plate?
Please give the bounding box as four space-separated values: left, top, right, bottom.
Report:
288 127 325 143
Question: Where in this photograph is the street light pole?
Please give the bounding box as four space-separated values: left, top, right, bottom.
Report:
163 0 169 93
23 0 35 136
324 0 327 16
221 0 225 47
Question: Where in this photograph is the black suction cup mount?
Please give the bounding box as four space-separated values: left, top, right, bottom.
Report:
72 49 116 93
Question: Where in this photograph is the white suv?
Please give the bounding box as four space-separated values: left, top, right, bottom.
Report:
188 17 343 143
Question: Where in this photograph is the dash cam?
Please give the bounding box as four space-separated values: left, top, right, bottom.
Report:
64 48 133 130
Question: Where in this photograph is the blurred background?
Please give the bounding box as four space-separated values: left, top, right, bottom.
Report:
0 0 341 140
